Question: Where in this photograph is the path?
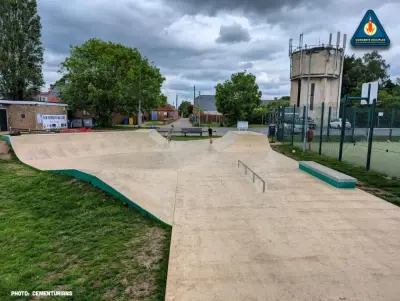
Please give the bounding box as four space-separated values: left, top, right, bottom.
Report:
169 118 192 129
7 130 400 301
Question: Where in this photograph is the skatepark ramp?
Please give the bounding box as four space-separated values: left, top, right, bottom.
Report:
4 130 270 226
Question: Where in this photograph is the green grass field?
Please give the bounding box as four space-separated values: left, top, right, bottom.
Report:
0 144 171 301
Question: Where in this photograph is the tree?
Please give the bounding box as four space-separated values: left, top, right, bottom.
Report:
215 71 262 124
0 0 44 100
57 38 165 126
342 51 390 97
178 100 192 117
157 93 168 107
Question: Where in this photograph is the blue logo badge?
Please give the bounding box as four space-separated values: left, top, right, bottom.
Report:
350 10 390 47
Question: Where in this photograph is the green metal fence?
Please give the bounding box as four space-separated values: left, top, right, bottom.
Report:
277 103 400 178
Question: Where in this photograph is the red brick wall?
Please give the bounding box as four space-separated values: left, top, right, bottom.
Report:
6 104 67 130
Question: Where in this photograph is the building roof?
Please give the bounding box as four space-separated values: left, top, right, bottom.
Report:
0 100 68 107
194 95 217 112
155 104 176 111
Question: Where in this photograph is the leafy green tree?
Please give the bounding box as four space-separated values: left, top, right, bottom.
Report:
157 93 168 107
57 38 165 126
342 51 390 97
178 100 192 117
0 0 44 100
215 71 262 124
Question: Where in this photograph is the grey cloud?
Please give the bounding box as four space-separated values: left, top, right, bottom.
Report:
216 23 251 44
168 0 317 16
240 62 253 69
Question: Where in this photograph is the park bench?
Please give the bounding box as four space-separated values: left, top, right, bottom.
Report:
182 128 203 136
299 161 356 188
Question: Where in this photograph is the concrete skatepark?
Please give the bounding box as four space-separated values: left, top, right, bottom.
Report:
7 130 400 301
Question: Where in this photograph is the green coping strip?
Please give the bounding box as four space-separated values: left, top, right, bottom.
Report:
2 135 168 227
50 169 168 226
299 163 356 189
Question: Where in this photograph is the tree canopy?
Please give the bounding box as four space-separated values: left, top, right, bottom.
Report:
341 50 400 108
57 38 165 126
215 71 262 124
178 100 193 117
0 0 44 100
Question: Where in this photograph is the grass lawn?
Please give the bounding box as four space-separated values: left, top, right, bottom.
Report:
142 121 164 126
0 143 171 301
272 144 400 207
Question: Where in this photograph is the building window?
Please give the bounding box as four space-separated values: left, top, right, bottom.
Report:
21 114 25 118
297 79 301 107
310 83 315 111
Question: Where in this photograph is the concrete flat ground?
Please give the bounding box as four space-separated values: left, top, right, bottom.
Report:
7 130 400 301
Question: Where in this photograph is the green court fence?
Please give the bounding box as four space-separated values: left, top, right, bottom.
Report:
277 103 400 178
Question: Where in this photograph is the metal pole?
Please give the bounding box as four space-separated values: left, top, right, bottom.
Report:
138 63 142 126
366 98 376 171
291 104 296 146
389 108 395 141
303 52 312 152
319 102 324 155
351 107 356 141
301 106 306 143
338 95 347 161
326 106 331 142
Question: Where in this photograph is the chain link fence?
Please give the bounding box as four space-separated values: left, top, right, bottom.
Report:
277 104 400 178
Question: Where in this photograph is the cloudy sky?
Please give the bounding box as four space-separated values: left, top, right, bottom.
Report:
38 0 400 105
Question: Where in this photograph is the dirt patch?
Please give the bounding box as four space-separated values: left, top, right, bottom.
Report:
5 163 35 175
104 288 117 299
136 227 165 269
124 279 155 301
43 272 64 281
0 141 11 160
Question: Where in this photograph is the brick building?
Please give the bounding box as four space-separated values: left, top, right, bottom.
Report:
0 100 68 131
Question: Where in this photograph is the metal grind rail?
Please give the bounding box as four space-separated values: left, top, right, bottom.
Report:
237 160 266 192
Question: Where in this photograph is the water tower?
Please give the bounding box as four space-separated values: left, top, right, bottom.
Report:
289 32 347 121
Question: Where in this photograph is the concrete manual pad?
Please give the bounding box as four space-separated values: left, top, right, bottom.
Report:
7 130 400 301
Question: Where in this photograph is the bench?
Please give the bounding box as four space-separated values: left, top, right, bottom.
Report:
182 128 203 136
299 161 356 188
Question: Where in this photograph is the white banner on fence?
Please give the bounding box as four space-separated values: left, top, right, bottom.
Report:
237 121 248 130
42 115 68 129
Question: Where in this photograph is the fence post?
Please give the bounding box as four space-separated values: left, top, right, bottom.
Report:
301 106 306 143
291 104 296 146
338 96 347 161
319 102 324 155
389 108 395 141
366 98 377 171
326 106 331 142
351 107 356 141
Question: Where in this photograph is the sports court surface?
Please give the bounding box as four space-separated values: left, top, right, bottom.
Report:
294 140 400 177
7 130 400 301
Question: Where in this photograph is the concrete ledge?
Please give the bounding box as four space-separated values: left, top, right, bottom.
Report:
299 161 356 188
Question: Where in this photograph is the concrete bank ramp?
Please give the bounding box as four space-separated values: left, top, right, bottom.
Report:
212 131 271 152
7 130 269 225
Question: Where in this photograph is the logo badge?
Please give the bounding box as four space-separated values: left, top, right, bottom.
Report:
350 10 390 47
